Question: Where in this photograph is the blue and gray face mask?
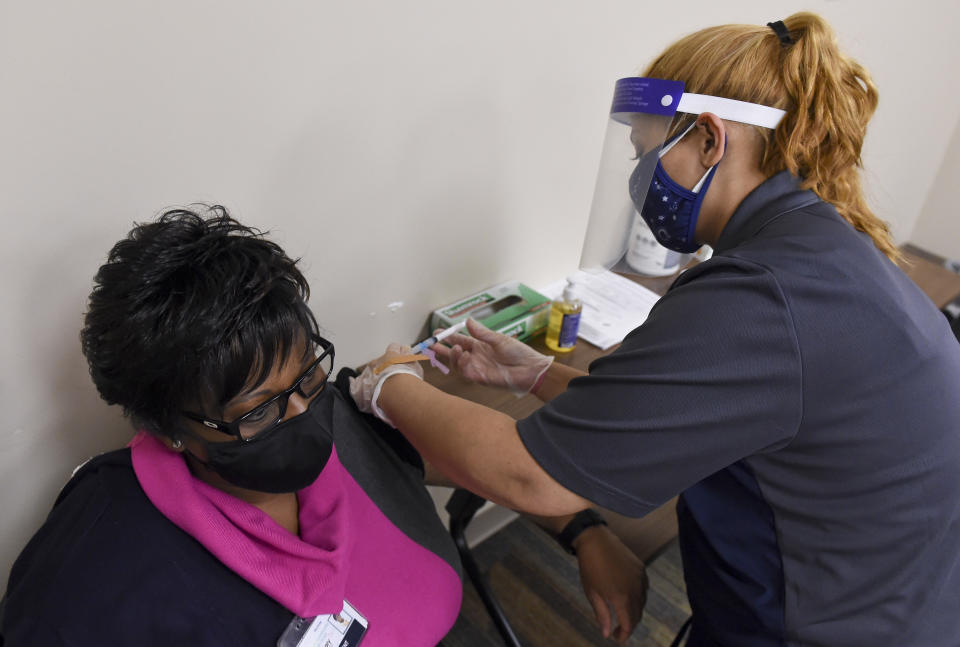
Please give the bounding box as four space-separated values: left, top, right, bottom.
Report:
628 122 721 254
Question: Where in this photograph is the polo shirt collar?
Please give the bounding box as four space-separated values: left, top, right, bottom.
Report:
714 170 821 254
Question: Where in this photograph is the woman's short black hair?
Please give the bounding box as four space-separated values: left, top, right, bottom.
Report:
81 205 320 437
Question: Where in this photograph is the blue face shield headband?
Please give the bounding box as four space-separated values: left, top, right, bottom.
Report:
578 78 786 275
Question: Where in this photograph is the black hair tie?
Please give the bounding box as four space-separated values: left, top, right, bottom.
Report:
767 20 793 46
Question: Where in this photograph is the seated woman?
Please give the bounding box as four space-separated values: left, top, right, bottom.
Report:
2 208 462 645
1 207 646 646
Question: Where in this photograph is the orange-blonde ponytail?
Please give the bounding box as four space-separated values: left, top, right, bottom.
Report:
644 12 899 261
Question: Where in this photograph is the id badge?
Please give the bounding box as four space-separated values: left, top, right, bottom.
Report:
277 600 368 647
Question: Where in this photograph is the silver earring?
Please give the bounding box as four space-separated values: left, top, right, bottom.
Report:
172 438 183 449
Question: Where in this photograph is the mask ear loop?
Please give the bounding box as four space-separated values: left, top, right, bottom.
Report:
659 120 715 194
691 166 714 193
658 120 697 158
692 131 728 192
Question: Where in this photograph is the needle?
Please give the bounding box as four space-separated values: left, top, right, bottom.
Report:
410 320 468 354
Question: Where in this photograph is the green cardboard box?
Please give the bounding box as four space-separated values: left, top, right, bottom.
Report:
430 281 551 342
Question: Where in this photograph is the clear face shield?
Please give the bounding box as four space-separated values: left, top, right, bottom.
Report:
579 77 786 277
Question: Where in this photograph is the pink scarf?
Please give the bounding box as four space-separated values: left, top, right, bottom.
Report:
129 431 461 645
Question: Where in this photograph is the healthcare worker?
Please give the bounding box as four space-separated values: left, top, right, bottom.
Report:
351 12 960 646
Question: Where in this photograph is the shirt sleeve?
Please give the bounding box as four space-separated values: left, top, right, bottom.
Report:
517 258 803 517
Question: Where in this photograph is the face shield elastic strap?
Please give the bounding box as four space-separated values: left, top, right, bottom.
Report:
674 93 785 129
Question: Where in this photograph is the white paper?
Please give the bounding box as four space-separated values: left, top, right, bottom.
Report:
539 270 661 350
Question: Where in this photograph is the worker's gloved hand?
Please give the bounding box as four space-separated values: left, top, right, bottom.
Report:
349 343 424 426
574 524 648 644
431 318 553 396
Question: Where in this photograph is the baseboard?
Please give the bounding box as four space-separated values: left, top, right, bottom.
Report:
463 501 519 548
427 485 519 548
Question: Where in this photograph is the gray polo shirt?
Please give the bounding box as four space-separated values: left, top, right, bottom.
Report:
518 171 960 646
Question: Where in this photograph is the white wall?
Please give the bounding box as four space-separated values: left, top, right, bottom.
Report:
2 0 959 586
911 115 960 260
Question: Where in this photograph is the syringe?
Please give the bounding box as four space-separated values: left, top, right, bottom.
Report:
410 320 468 354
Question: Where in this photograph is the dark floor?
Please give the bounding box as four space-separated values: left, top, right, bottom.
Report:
443 516 690 647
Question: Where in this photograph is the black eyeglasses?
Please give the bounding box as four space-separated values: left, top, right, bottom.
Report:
182 336 335 442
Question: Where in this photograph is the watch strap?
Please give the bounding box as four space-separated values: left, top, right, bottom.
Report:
557 509 607 555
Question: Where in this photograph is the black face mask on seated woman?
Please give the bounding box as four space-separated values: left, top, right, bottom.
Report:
183 388 336 493
178 336 337 493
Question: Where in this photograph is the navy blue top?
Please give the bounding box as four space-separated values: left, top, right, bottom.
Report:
519 171 960 646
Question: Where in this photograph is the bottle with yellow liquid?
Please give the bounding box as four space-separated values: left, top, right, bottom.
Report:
545 277 582 353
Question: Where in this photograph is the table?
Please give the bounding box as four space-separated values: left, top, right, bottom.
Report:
901 244 960 309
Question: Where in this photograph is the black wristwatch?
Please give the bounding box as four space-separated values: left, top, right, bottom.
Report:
557 509 608 555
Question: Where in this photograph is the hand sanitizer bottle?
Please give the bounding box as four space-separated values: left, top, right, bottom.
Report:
545 277 582 353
